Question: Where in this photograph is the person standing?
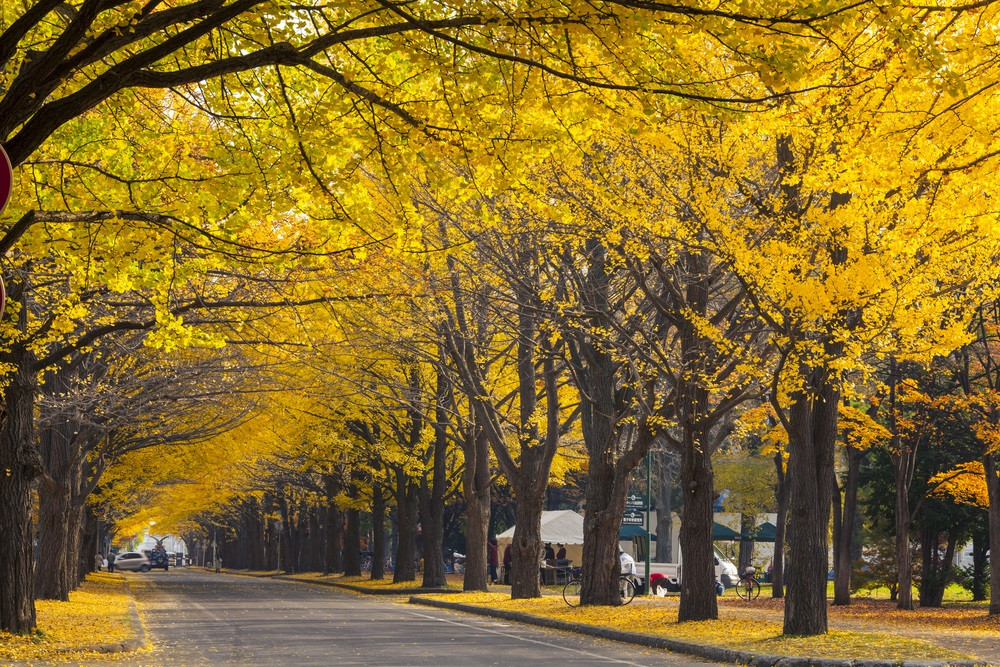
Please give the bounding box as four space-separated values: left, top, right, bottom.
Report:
94 553 103 572
107 552 115 573
487 539 499 584
556 544 566 560
544 543 555 561
502 544 512 584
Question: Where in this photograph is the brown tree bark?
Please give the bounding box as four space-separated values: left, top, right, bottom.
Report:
419 371 449 588
438 243 567 600
570 239 654 607
833 444 863 605
771 449 787 599
509 483 545 599
889 362 917 611
654 450 676 563
344 506 362 577
371 481 386 581
392 472 417 582
461 420 491 592
918 528 956 608
0 338 42 633
324 474 344 574
984 454 1000 615
781 365 839 636
35 478 72 599
677 433 718 621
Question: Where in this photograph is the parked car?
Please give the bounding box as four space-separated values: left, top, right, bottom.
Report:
113 552 151 572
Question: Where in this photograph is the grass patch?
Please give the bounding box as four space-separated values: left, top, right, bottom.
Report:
418 592 970 661
0 572 139 663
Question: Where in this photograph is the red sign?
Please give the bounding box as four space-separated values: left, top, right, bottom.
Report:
0 144 10 216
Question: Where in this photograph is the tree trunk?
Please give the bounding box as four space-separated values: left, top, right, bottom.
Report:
35 412 77 600
35 477 72 600
895 460 914 610
738 513 753 573
674 250 719 621
579 451 629 605
677 437 718 621
462 424 491 592
371 481 386 580
0 343 41 634
392 474 417 582
344 507 361 577
833 444 862 605
971 527 989 602
420 371 449 588
655 450 675 563
324 474 344 574
918 529 955 608
510 485 544 599
985 453 1000 615
66 503 85 588
782 366 838 636
772 449 787 599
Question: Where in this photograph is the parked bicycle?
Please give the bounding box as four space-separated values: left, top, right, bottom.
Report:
563 573 637 607
735 566 761 600
360 552 394 574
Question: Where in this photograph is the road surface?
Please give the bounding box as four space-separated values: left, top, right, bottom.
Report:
124 570 717 665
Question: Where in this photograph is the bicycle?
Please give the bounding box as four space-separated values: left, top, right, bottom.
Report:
563 573 637 607
735 566 761 600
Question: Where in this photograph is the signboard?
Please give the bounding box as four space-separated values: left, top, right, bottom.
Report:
625 492 647 511
622 509 644 526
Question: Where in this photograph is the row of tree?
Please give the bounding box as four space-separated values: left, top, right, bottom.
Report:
3 0 1000 641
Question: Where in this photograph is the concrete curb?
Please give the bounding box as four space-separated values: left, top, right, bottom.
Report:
273 574 459 595
56 574 147 654
209 568 460 595
408 596 986 667
213 569 281 578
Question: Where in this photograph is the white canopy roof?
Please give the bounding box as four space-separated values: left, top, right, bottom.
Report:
496 510 584 546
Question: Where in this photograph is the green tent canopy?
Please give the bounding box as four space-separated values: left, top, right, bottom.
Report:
619 525 656 540
712 522 745 541
746 521 777 542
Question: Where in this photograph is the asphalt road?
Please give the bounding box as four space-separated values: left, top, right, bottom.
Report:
125 570 717 666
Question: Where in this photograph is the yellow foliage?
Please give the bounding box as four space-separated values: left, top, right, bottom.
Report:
929 461 990 508
0 573 139 663
416 593 968 661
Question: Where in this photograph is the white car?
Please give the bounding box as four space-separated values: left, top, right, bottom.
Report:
113 551 151 572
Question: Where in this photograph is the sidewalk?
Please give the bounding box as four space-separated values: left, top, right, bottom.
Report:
0 572 146 663
408 592 990 667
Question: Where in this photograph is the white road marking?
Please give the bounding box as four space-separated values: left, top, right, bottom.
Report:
402 608 654 666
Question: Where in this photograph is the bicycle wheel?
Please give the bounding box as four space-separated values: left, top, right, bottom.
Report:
736 578 761 600
563 579 583 607
619 576 636 605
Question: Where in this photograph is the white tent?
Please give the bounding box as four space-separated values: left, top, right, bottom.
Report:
496 510 585 566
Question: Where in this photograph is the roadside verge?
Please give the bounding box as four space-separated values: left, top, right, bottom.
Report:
211 568 459 595
408 595 985 667
0 572 146 662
